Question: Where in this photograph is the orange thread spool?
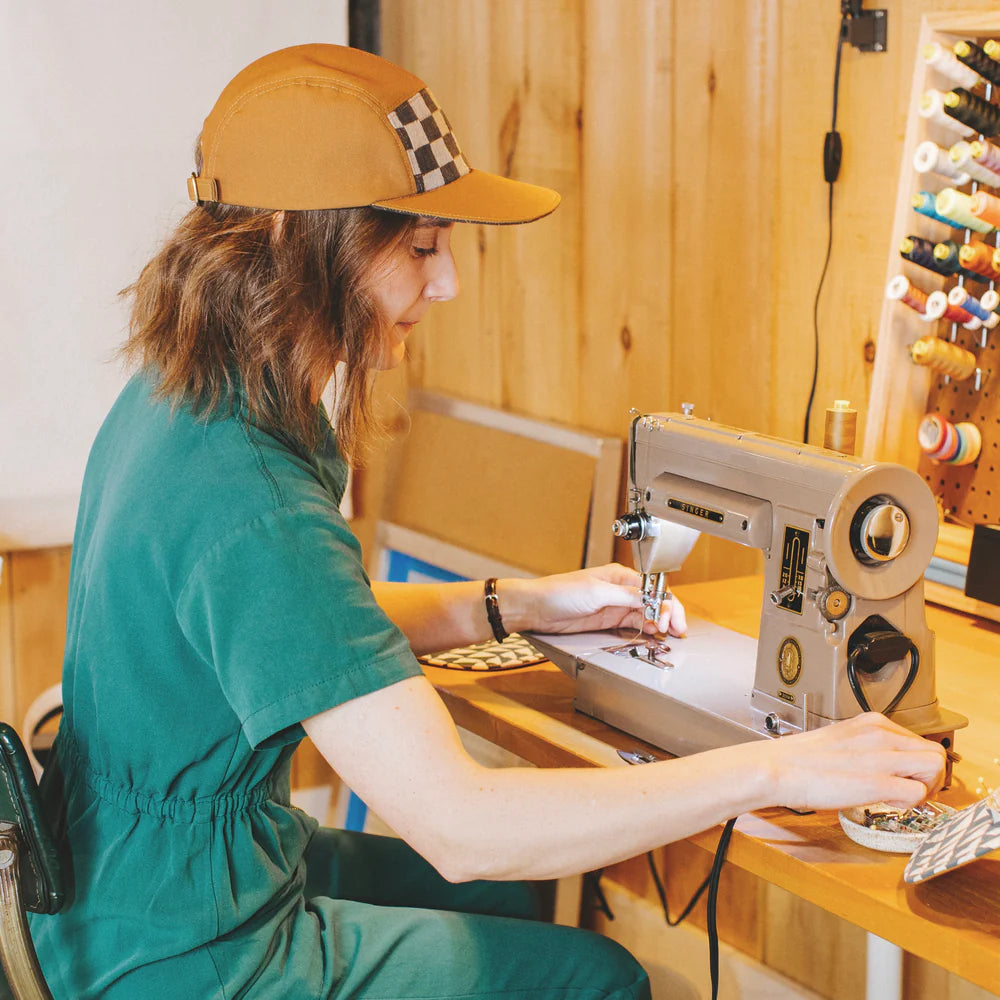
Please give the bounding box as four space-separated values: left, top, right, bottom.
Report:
959 241 1000 280
909 335 978 379
969 190 1000 228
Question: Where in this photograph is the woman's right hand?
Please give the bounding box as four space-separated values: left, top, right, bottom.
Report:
768 712 948 813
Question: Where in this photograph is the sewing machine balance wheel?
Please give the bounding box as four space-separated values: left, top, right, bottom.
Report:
827 463 940 601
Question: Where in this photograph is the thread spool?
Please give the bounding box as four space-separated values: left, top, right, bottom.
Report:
912 190 960 228
950 141 1000 186
969 189 1000 229
920 90 977 137
970 139 1000 175
933 240 985 282
981 288 1000 313
932 239 964 273
935 188 995 233
909 335 979 379
943 89 1000 138
886 275 930 315
901 235 953 274
919 413 983 465
954 40 1000 87
914 140 971 184
824 400 857 455
926 289 982 329
947 286 1000 328
959 241 1000 281
923 41 983 88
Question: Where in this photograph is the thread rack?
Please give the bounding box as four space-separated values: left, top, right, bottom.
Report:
866 12 1000 618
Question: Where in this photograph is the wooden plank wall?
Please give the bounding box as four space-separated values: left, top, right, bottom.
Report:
374 0 1000 587
380 2 999 998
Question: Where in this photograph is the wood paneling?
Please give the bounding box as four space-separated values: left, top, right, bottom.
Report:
0 548 69 729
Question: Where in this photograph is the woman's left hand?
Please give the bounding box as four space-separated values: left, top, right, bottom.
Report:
503 563 686 637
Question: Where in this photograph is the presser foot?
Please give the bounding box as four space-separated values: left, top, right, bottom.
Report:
601 638 674 668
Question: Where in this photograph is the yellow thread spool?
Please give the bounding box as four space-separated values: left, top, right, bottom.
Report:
909 335 978 380
824 400 857 456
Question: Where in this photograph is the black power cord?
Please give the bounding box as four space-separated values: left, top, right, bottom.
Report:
805 2 888 442
804 10 849 444
847 630 920 715
644 817 738 1000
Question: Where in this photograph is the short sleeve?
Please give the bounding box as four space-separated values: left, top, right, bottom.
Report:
176 499 422 749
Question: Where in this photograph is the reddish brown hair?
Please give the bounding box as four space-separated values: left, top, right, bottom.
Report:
121 201 414 463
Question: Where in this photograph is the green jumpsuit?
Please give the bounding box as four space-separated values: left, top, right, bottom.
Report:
28 374 650 999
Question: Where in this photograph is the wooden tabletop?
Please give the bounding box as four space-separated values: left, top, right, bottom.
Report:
422 576 1000 992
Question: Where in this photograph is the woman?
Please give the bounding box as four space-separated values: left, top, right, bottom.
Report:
31 44 945 1000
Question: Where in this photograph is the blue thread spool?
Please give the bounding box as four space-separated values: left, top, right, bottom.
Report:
901 236 954 276
947 286 1000 328
912 191 960 227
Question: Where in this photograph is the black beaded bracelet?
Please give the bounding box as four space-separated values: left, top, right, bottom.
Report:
483 578 509 642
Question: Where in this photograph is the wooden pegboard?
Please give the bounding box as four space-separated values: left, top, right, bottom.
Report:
919 323 999 525
867 13 1000 549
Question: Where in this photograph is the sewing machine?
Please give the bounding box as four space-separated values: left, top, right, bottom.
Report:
529 408 967 758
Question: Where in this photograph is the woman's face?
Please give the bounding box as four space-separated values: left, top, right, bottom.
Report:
370 218 459 369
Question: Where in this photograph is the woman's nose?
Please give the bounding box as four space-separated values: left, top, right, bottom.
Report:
425 248 460 302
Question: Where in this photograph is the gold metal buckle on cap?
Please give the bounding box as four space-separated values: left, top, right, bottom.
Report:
187 173 219 204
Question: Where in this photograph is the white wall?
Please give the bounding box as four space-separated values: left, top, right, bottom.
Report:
0 2 348 548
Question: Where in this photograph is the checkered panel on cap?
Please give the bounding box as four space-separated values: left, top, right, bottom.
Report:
388 89 470 194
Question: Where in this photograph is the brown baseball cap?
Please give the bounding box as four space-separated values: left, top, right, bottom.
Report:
186 43 560 225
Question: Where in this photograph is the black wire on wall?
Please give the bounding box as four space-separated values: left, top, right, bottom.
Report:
349 0 381 56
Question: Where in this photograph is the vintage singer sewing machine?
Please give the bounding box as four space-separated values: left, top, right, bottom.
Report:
530 408 967 758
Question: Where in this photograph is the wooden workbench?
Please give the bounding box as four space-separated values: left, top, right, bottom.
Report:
422 577 1000 994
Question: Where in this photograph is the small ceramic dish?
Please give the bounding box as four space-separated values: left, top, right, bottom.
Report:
838 802 954 854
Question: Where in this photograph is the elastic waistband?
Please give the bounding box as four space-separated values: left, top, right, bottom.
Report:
57 730 282 824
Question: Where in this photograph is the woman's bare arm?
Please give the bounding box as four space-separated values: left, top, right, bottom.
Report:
370 563 687 656
303 675 946 883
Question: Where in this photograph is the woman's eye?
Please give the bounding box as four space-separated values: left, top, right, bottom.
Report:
412 245 439 258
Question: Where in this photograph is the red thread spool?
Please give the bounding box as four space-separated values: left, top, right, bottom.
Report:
925 290 979 327
886 275 929 314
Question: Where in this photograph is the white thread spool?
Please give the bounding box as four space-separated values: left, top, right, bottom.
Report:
914 141 971 185
922 41 982 88
950 141 1000 187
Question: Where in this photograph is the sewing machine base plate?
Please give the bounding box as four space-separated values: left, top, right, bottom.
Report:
529 619 771 758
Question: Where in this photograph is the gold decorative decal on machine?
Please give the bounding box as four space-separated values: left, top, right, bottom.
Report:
667 498 724 523
777 636 803 686
777 526 810 614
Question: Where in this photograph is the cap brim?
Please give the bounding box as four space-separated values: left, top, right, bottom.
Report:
372 168 560 225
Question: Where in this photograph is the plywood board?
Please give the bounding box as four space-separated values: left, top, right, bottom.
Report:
385 409 598 576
